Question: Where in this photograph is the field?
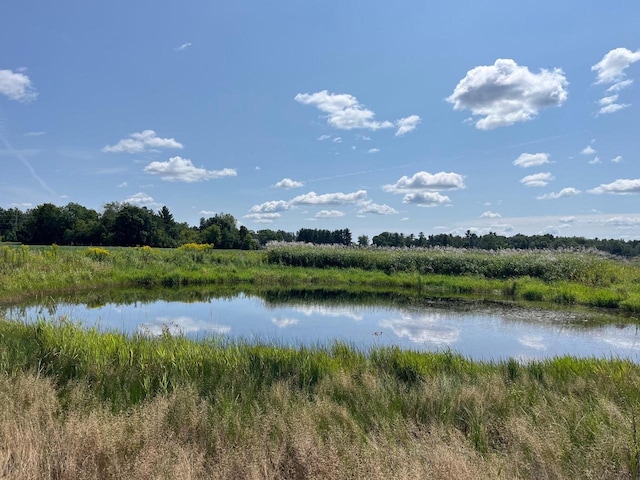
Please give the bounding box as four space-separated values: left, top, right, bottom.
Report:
1 244 640 478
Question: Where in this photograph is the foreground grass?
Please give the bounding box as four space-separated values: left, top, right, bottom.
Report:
2 244 640 313
1 318 640 479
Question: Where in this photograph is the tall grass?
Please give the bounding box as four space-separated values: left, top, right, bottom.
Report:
1 318 640 479
2 244 640 312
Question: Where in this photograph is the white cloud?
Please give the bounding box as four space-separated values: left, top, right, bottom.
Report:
605 216 640 227
357 200 398 215
446 58 568 129
611 155 623 163
274 178 304 189
536 187 581 200
606 79 633 92
0 69 38 102
144 156 236 182
581 145 596 155
24 131 46 137
592 47 640 85
596 93 629 115
588 156 601 165
367 148 380 154
290 190 367 205
383 171 466 193
395 115 421 136
295 90 418 135
588 178 640 195
598 103 629 115
315 210 345 219
402 192 451 207
332 136 342 143
317 134 331 141
123 192 159 207
103 130 183 153
480 211 501 218
249 200 290 213
599 94 619 105
174 42 192 51
513 152 550 168
243 212 282 223
117 182 128 188
520 172 554 187
295 90 394 131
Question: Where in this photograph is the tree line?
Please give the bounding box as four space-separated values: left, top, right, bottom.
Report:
1 202 639 257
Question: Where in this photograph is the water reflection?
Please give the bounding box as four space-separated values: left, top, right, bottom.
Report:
379 313 460 346
1 286 639 362
139 315 231 337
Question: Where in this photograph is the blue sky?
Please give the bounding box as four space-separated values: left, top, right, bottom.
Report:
1 1 639 240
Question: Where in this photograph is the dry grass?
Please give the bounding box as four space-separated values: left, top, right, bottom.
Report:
2 371 636 479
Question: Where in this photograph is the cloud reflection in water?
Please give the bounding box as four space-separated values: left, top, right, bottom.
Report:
379 313 460 346
138 316 231 336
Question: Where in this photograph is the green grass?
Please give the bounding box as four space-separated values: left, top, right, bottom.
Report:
2 244 640 477
2 244 640 314
1 317 640 478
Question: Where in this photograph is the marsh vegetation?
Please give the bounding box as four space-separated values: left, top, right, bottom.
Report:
1 244 640 478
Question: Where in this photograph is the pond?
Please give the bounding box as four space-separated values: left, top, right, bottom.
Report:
2 288 639 362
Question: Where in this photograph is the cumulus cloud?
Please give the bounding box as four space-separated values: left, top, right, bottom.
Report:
144 156 236 182
592 48 640 115
315 210 345 219
480 211 501 218
367 148 380 154
536 187 581 200
513 152 550 168
395 115 421 136
249 200 290 213
592 48 640 85
588 156 601 165
402 192 451 207
588 178 640 195
446 58 568 129
274 178 304 189
290 190 367 205
357 200 398 215
295 90 393 130
611 155 623 163
123 192 160 207
383 171 465 193
103 130 183 153
317 134 331 141
581 145 596 155
295 90 419 135
332 136 342 143
520 172 554 187
243 212 281 223
0 69 38 102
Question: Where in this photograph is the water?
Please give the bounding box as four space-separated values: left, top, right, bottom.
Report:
3 291 639 362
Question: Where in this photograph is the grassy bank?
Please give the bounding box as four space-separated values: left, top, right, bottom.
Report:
1 318 640 479
2 244 640 313
2 245 640 477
